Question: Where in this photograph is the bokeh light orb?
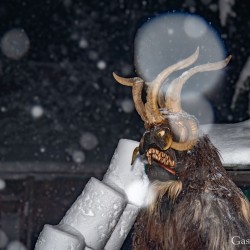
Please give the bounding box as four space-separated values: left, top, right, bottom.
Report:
1 28 30 60
181 92 214 125
0 230 8 248
135 13 226 96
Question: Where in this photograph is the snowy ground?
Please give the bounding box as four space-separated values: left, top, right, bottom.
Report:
202 119 250 166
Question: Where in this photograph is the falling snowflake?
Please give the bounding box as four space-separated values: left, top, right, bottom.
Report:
79 38 88 49
80 132 98 150
72 150 86 163
31 105 44 119
120 99 134 113
97 60 106 70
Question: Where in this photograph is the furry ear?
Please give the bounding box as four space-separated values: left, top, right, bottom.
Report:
147 180 182 215
240 196 250 224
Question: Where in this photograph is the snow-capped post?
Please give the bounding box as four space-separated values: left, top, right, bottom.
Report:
59 177 127 249
104 204 140 250
35 224 85 250
103 139 150 250
35 139 149 250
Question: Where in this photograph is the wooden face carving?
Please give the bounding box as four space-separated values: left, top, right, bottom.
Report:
138 112 199 180
139 122 177 181
113 47 231 181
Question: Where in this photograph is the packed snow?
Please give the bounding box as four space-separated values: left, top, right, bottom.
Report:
61 178 126 249
104 204 140 250
103 139 150 207
35 224 85 250
202 119 250 166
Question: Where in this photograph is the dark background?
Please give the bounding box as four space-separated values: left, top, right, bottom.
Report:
0 0 249 249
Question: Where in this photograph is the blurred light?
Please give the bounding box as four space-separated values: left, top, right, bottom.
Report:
80 132 98 150
97 60 106 70
0 230 8 248
6 241 27 250
120 99 134 113
79 38 88 49
181 92 214 125
135 13 226 95
1 28 30 60
72 150 85 164
184 15 207 38
88 51 98 60
0 179 6 190
31 105 44 119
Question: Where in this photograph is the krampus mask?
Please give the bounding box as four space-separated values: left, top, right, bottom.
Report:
114 48 250 250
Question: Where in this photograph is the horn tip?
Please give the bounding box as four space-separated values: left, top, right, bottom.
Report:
226 54 232 63
112 72 118 79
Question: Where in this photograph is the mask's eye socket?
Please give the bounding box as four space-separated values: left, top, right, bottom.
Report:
155 127 173 150
157 130 165 138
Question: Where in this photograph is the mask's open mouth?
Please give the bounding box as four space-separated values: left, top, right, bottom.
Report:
146 148 176 175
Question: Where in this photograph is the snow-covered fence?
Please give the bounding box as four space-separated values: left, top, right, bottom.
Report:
35 120 250 250
35 139 149 250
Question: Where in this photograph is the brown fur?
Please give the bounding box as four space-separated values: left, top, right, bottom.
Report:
132 135 250 250
147 180 182 216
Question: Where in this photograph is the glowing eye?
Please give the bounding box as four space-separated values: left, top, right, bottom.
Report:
157 130 165 137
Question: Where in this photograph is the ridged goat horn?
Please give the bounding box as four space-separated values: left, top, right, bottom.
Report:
165 55 232 113
145 47 200 124
113 73 148 122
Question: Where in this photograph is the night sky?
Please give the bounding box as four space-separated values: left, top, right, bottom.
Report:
0 0 249 164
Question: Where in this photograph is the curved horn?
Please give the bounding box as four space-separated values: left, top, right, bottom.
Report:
170 117 199 151
145 47 200 123
113 73 148 122
165 55 232 113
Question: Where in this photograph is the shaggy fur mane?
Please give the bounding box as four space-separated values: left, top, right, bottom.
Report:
132 135 250 250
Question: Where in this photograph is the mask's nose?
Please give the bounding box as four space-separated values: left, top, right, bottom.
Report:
139 131 154 155
153 130 173 151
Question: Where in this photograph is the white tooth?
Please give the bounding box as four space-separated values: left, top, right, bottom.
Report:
149 156 152 165
161 152 165 158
